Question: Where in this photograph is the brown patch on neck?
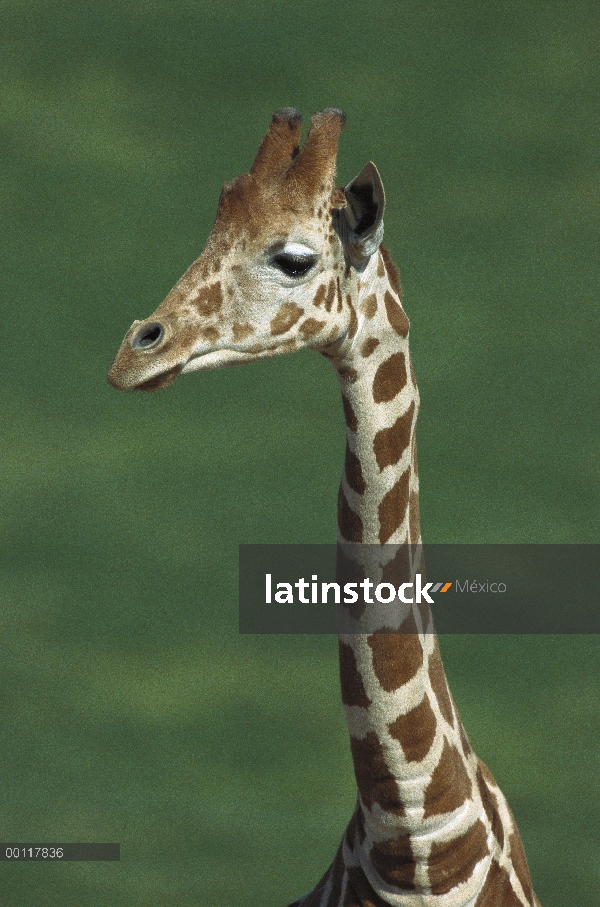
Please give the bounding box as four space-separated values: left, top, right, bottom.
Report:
423 738 472 819
345 866 394 907
378 469 410 543
336 275 343 311
373 400 415 471
361 337 380 358
373 352 407 404
347 296 358 338
344 443 366 494
367 632 423 691
360 293 378 319
339 640 371 708
388 693 437 763
384 290 409 338
349 731 406 816
370 834 417 891
428 819 488 895
476 762 504 852
379 244 402 298
473 859 524 907
342 394 358 431
428 641 455 727
338 486 363 542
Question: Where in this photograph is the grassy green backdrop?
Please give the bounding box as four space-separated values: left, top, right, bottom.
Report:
2 1 599 905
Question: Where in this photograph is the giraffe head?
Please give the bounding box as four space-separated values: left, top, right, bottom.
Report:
108 108 385 391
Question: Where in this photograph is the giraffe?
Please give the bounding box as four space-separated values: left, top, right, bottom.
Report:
108 108 541 907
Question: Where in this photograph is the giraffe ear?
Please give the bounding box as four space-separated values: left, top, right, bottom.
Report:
337 162 385 269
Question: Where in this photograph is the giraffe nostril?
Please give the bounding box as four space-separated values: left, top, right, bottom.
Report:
132 322 164 350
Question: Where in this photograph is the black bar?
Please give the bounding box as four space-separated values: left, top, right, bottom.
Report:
0 844 120 861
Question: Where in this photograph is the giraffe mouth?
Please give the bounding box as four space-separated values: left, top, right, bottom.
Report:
181 348 261 372
136 365 183 392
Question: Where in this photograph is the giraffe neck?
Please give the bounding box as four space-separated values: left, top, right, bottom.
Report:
332 248 419 549
312 249 530 906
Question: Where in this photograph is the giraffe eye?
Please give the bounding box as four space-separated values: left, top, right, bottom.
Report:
272 253 317 278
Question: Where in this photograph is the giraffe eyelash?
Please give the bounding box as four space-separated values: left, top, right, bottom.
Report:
271 251 317 278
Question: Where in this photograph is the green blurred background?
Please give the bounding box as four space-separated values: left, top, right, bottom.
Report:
1 1 599 904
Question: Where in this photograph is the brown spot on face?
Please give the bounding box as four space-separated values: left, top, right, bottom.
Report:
377 252 385 278
344 443 366 495
360 293 377 319
361 337 380 358
342 394 358 431
247 343 269 354
211 258 222 274
388 694 437 763
476 762 504 852
336 276 343 311
423 738 472 818
349 731 405 816
428 641 455 726
198 326 221 343
232 322 255 342
338 486 363 542
191 281 223 316
373 401 415 471
373 353 407 404
378 469 410 543
270 302 304 336
384 290 409 338
299 317 326 339
347 298 358 339
474 859 524 907
328 232 336 244
509 830 534 904
428 819 488 895
368 631 423 691
338 366 358 383
380 244 402 297
339 640 371 708
370 834 416 890
324 278 336 312
313 283 327 308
